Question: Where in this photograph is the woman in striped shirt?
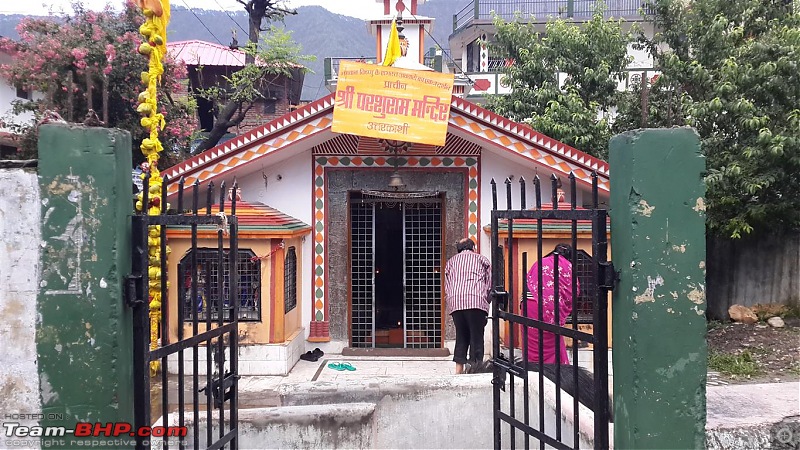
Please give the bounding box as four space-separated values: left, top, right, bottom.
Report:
445 238 492 374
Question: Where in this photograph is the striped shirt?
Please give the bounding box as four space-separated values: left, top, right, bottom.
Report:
444 250 491 315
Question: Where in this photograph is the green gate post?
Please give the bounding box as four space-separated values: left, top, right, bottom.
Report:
37 124 134 448
609 128 707 448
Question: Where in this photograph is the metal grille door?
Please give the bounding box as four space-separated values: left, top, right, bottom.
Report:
128 177 239 450
489 174 613 450
404 198 443 348
350 201 374 347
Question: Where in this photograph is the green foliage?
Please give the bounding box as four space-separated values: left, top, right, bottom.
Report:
485 3 632 159
706 320 724 331
616 0 800 238
708 350 760 377
226 28 314 106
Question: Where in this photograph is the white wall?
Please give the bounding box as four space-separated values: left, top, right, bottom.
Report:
378 22 427 64
0 169 42 445
479 150 566 255
237 149 314 339
627 43 654 69
182 375 597 449
0 53 38 135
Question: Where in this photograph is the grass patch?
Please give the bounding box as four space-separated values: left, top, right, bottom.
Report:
707 320 725 331
708 350 761 377
789 364 800 377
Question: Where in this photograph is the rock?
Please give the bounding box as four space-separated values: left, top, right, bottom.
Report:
767 316 785 328
728 304 758 324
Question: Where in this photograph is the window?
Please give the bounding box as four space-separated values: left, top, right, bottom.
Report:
0 145 16 159
466 42 477 72
15 85 31 100
263 99 277 114
284 246 297 313
179 249 261 322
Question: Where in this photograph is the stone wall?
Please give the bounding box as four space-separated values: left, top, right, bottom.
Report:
0 167 42 439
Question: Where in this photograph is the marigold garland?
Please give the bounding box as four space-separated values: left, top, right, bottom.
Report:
135 0 170 377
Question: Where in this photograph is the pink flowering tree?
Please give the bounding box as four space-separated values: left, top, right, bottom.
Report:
0 1 197 165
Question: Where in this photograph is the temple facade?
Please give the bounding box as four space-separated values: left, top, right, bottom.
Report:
162 0 610 374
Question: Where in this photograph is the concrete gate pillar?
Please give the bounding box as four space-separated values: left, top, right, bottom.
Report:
609 128 707 448
37 124 134 448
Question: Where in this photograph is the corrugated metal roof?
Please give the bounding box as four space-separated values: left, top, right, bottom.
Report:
167 40 247 67
167 201 311 237
485 202 610 234
224 200 311 233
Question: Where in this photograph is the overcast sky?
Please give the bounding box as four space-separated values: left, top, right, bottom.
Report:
0 0 381 19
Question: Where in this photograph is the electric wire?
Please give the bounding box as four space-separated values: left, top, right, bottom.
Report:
211 0 250 39
312 77 325 101
179 0 224 46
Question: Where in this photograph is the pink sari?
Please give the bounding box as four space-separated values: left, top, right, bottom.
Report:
524 255 578 364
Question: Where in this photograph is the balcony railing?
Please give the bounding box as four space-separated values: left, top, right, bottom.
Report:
453 0 651 32
323 57 379 84
456 66 660 99
324 53 448 84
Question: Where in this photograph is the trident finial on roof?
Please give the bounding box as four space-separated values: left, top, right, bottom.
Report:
228 186 242 201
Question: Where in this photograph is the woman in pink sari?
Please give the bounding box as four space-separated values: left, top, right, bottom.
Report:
525 243 579 364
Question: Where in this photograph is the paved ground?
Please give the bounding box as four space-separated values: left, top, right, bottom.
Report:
154 348 799 447
235 349 614 406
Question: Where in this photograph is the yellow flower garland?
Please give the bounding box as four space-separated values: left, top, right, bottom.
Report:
136 0 170 377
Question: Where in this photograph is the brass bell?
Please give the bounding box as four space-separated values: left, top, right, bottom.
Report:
388 171 405 189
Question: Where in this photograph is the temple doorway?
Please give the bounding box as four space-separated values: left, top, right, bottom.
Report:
349 190 444 348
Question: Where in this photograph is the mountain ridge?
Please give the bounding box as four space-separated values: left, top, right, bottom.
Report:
0 1 467 100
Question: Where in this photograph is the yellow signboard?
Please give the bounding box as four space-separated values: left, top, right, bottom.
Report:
332 60 455 146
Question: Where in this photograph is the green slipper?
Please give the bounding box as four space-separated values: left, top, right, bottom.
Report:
327 362 346 371
340 362 356 371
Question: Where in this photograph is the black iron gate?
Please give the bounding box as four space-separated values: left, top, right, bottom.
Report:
489 172 614 449
127 175 240 450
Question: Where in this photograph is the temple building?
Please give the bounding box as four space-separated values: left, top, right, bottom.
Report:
163 0 610 375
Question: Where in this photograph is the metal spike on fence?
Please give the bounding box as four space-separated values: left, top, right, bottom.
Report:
177 176 185 213
219 180 227 213
491 178 498 211
206 181 214 215
505 177 513 211
569 172 577 210
160 175 168 215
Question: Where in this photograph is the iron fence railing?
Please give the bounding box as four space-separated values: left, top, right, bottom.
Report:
454 0 651 31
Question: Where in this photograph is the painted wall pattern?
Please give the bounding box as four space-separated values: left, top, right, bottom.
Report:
311 155 479 323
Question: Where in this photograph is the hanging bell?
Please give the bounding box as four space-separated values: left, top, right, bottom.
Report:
388 170 405 189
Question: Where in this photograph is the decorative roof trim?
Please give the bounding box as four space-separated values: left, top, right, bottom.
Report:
163 93 610 194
